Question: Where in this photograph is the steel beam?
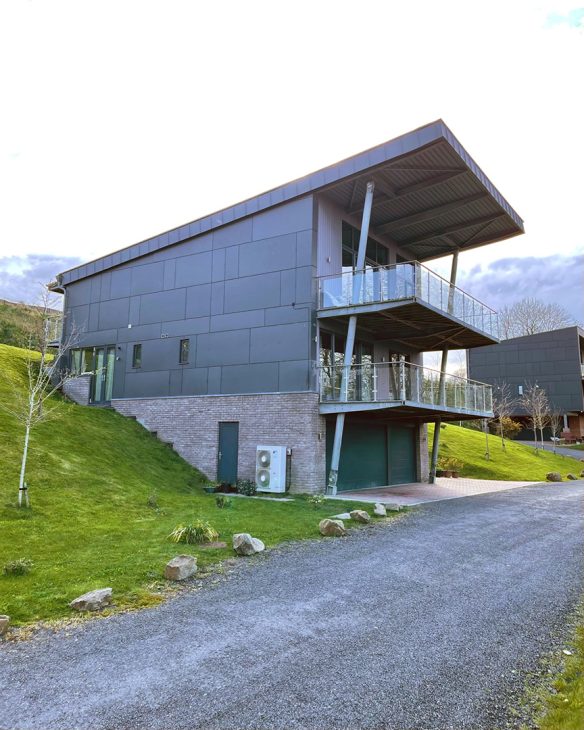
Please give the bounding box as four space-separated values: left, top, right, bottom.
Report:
327 181 375 494
429 249 459 484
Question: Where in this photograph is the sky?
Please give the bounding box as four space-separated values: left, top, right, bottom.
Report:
0 0 582 322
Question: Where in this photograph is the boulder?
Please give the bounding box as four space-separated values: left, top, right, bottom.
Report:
566 473 578 480
319 519 346 537
332 513 352 520
546 472 563 482
164 554 197 581
233 533 265 556
384 502 402 512
0 615 9 636
373 503 387 517
350 509 371 524
69 588 112 612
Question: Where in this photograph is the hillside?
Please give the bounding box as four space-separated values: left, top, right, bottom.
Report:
0 344 366 626
0 298 59 349
429 423 583 481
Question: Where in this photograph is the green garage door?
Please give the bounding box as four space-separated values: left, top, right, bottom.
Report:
326 421 416 491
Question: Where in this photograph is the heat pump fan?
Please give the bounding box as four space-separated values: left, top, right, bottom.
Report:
255 445 287 493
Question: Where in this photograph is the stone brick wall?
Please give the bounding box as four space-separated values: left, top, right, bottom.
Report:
63 375 91 405
112 392 326 493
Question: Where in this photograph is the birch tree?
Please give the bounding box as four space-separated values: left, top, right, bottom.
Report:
520 383 550 452
548 412 563 453
491 382 517 452
1 287 78 507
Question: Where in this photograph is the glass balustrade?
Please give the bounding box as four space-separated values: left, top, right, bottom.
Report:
318 261 499 339
318 361 493 414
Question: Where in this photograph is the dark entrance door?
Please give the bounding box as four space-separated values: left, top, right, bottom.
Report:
217 422 239 485
388 425 416 484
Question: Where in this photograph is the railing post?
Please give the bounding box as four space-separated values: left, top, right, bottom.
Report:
372 364 378 402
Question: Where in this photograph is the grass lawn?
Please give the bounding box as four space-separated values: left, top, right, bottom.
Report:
564 443 584 451
429 423 584 481
524 611 584 730
0 344 375 626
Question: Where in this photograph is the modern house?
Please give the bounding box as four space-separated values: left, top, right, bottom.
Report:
50 120 524 494
468 326 584 441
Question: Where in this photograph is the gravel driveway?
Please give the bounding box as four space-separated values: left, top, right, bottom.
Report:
1 482 583 730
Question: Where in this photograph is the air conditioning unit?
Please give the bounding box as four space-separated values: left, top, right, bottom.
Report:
256 445 287 493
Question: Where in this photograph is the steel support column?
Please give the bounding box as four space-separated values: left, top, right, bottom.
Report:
429 249 459 484
327 181 375 494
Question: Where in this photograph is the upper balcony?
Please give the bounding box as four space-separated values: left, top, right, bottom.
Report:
318 361 493 420
318 261 498 350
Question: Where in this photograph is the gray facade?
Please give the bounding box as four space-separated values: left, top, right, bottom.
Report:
53 120 524 491
468 326 584 414
64 197 317 399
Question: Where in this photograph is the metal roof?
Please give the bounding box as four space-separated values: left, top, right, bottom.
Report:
53 119 524 288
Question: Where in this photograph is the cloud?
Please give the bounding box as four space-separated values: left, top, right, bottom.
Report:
0 254 82 307
457 253 584 323
545 7 584 29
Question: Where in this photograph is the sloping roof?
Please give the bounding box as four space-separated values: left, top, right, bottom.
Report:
53 119 524 288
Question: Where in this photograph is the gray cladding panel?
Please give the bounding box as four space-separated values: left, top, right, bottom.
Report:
220 363 279 394
250 322 309 363
196 330 250 367
223 272 281 313
174 251 213 288
124 370 170 398
63 197 317 399
238 233 296 277
139 289 186 324
99 298 129 330
131 262 164 295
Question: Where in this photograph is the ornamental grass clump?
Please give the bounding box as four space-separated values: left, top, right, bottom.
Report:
4 558 34 576
168 520 219 545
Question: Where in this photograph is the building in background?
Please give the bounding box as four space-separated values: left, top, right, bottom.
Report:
468 326 584 441
50 120 524 493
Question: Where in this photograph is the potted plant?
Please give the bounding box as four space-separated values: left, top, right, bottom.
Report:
436 456 450 478
446 457 464 478
203 481 221 494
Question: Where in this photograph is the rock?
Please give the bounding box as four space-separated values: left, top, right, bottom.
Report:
546 472 563 482
233 533 265 556
350 509 371 524
164 554 197 581
69 588 112 612
0 615 9 636
319 519 346 537
566 473 578 480
373 503 387 517
384 502 402 512
332 513 351 520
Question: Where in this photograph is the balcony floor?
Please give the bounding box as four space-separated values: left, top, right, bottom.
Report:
318 298 497 350
319 399 492 421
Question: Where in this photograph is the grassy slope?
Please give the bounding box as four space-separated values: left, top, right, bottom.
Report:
0 344 369 625
429 423 583 481
0 299 43 349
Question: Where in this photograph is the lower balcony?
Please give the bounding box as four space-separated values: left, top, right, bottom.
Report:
318 361 493 419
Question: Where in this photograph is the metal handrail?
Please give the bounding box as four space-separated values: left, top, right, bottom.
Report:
317 360 493 413
317 261 498 338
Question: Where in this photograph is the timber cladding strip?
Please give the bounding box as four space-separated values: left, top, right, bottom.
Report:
112 392 326 494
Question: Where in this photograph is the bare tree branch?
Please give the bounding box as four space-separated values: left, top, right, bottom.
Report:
499 297 574 339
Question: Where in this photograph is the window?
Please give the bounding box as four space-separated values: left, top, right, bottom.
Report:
70 348 94 374
341 221 389 270
179 338 190 364
132 344 142 368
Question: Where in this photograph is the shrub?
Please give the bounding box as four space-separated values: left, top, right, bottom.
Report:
146 493 158 509
215 495 232 509
307 494 326 509
490 417 523 440
236 479 257 496
168 520 219 544
437 456 464 472
4 558 34 576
